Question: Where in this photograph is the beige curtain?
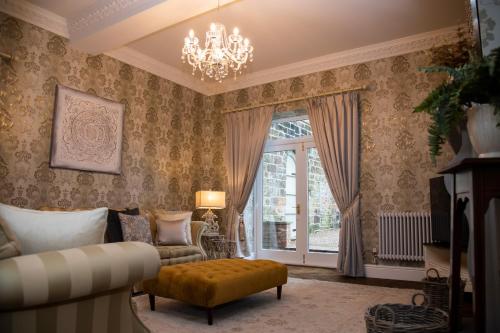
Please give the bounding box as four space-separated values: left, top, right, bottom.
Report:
307 92 364 277
224 106 274 257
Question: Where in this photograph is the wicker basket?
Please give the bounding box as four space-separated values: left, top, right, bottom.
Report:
422 268 465 312
365 293 449 333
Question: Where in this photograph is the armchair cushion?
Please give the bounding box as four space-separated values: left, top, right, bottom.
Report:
0 242 160 311
156 245 201 259
153 210 193 245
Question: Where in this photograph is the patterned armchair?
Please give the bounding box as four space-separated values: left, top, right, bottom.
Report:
142 210 209 265
0 241 160 333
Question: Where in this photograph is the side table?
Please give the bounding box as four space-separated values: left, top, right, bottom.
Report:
439 158 500 332
201 233 237 260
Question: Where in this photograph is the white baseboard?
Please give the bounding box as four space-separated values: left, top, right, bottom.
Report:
364 264 424 282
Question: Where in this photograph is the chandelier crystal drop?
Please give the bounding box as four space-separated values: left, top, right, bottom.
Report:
182 22 253 82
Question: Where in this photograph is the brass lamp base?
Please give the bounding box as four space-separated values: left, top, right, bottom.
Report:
202 208 219 235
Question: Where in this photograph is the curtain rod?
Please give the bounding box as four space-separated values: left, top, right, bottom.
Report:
222 85 368 114
0 51 12 61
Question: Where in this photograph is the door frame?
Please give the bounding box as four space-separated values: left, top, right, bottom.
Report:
254 130 338 268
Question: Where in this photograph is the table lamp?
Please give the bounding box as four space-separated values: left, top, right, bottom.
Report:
195 190 226 235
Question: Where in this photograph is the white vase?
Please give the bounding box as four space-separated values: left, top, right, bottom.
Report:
467 103 500 158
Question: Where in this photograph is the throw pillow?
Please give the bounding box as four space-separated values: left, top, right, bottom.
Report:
0 203 108 254
106 208 140 243
156 218 189 245
153 210 193 245
0 217 20 259
118 213 153 245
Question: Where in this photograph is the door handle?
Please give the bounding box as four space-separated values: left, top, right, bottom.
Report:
295 204 300 215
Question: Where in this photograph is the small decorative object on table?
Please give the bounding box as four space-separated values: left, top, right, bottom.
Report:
365 293 448 333
202 233 237 259
195 190 225 235
422 268 465 313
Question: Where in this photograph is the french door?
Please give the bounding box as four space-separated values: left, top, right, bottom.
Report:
254 139 340 268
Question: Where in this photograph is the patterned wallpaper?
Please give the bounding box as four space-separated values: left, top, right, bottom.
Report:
205 49 455 263
0 13 226 214
1 12 456 264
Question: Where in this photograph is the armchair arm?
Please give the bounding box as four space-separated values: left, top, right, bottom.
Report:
191 220 208 258
0 242 160 311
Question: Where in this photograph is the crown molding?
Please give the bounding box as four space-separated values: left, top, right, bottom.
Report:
105 47 212 95
208 25 462 95
68 0 157 36
0 0 68 37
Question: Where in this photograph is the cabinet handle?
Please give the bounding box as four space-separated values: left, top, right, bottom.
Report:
295 204 300 215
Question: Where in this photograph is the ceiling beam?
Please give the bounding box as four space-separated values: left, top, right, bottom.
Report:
68 0 238 55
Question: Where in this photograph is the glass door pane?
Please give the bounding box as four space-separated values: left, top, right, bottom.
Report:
307 148 340 253
262 150 296 251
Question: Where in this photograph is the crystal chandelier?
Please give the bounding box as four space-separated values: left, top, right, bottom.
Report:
182 22 253 82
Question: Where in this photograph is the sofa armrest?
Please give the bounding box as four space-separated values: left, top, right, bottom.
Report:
191 220 208 258
0 242 160 311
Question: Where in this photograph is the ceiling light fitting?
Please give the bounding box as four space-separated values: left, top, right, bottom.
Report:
182 22 253 82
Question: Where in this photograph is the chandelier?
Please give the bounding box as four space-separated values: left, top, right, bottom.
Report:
182 22 253 82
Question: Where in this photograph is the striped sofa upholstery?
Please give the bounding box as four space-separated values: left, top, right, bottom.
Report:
0 242 160 333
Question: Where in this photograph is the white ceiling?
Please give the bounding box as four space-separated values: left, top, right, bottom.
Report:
14 0 466 95
130 0 465 73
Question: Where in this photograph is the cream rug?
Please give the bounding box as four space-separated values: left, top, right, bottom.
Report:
134 278 418 333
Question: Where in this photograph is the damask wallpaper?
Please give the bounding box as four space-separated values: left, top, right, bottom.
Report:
0 12 456 265
0 13 226 214
205 48 455 264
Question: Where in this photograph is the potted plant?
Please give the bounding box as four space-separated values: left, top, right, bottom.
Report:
414 47 500 161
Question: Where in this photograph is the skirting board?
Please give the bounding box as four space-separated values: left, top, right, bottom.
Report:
364 264 425 282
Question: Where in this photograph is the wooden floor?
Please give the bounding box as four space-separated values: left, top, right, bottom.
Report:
287 265 423 289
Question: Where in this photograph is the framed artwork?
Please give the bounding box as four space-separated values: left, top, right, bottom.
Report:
50 85 124 174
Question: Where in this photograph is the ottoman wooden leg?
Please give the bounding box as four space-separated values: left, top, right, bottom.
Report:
277 285 282 300
148 294 155 311
206 308 213 325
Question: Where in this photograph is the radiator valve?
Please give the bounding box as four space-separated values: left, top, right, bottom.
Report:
372 247 378 264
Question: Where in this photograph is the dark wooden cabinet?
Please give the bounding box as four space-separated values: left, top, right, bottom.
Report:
440 158 500 332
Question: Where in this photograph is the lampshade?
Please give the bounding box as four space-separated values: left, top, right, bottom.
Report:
195 191 226 209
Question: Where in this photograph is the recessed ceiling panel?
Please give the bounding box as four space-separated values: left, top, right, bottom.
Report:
128 0 465 73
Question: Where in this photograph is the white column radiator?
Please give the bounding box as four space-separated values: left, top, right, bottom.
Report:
378 212 432 261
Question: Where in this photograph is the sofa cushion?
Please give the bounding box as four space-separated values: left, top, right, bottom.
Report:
0 203 107 254
106 208 140 243
0 217 20 259
156 245 201 259
118 213 153 245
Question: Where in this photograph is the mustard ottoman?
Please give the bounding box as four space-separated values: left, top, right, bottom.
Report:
143 258 288 325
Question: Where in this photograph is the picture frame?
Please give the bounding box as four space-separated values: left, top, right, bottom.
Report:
50 85 125 174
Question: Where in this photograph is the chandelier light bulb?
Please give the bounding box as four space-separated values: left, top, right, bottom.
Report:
233 27 239 35
244 38 249 46
210 23 216 32
188 29 194 38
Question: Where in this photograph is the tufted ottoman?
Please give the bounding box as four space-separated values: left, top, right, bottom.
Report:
143 258 288 325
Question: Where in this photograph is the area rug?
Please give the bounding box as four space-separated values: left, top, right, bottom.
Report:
134 277 419 333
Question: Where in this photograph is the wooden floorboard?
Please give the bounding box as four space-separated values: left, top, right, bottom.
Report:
287 265 424 289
